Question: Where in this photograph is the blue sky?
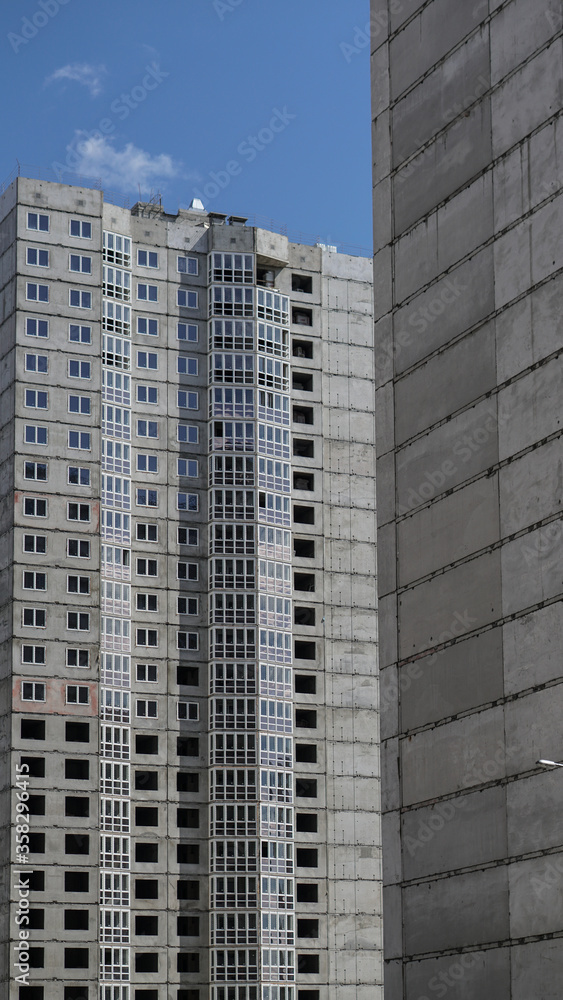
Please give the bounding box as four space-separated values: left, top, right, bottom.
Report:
2 0 372 252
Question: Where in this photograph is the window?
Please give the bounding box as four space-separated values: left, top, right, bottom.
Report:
137 284 158 301
68 467 91 486
68 502 91 523
70 219 92 238
177 632 198 651
178 322 198 342
137 384 158 404
69 323 92 343
67 538 91 558
24 462 47 481
22 645 45 664
24 533 46 554
177 356 198 376
177 493 198 512
177 255 198 274
178 391 199 409
137 454 158 473
177 289 198 308
178 562 198 581
136 489 158 507
177 702 199 721
136 594 158 612
178 597 198 615
27 247 49 267
66 685 90 704
137 351 158 370
68 431 91 450
67 575 90 595
136 558 158 576
292 273 313 293
136 700 158 718
137 249 158 268
21 682 46 704
67 612 90 631
137 316 159 337
69 254 92 273
26 282 49 302
25 389 48 409
68 395 91 415
27 212 49 231
67 649 90 668
69 289 92 309
24 497 47 517
177 459 198 478
178 424 198 444
23 607 46 628
136 663 157 682
23 572 46 590
136 419 158 439
178 527 198 546
136 523 157 542
25 353 48 374
26 317 49 338
68 360 91 379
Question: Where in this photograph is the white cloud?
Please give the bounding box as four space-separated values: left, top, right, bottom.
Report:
45 63 107 98
70 134 187 194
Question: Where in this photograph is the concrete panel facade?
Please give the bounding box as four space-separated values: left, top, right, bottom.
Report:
372 0 563 994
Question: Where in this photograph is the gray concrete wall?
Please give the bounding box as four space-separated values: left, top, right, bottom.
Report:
372 0 563 996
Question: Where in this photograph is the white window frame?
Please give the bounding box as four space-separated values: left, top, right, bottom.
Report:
27 212 49 232
26 317 49 338
177 702 199 721
22 681 46 702
70 219 92 239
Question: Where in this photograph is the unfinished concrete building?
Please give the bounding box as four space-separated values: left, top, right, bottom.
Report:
372 0 563 995
0 175 382 1000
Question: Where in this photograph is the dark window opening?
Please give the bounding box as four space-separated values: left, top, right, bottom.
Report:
296 744 317 764
135 842 158 863
28 948 44 968
293 405 313 425
177 808 199 828
135 770 158 790
21 756 45 777
28 832 46 853
296 883 319 903
135 953 158 973
18 988 44 1000
65 797 89 818
294 536 315 555
21 719 45 740
295 674 316 694
135 914 158 935
291 274 312 294
294 606 316 626
64 871 88 892
177 915 200 936
296 709 317 729
65 721 89 742
177 843 200 865
296 813 318 833
177 665 199 686
177 879 199 900
28 909 44 929
177 737 199 757
64 948 89 969
293 438 314 458
64 986 89 1000
135 807 158 827
292 372 313 392
64 910 88 930
292 307 313 326
295 641 316 660
294 472 314 491
135 733 158 755
65 833 89 854
177 952 200 973
27 795 45 815
298 990 321 1000
294 573 315 593
298 954 320 973
177 772 199 793
296 848 319 868
135 879 159 899
65 759 90 780
296 778 318 798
